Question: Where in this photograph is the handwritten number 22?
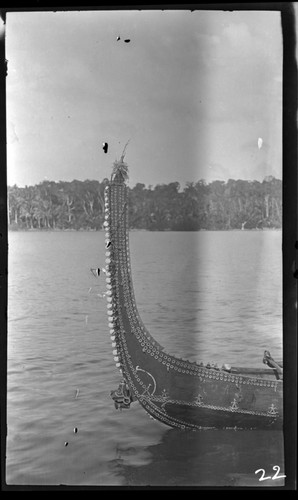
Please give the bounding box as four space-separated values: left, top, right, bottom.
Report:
255 465 286 481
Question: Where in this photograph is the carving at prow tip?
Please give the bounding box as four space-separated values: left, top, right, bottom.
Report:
111 140 131 183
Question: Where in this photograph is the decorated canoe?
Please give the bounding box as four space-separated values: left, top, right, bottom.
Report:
102 158 283 430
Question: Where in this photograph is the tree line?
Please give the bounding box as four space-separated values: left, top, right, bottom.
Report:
8 176 282 231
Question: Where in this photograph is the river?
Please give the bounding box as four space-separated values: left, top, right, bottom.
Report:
6 230 284 486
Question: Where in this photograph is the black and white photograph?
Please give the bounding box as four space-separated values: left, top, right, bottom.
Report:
3 4 296 489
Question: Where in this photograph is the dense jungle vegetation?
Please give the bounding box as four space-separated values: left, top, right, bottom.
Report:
8 176 282 231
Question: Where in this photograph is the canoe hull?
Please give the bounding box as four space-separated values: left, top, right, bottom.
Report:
103 177 283 431
142 400 282 430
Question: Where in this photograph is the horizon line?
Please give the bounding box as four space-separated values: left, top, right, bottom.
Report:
7 175 282 189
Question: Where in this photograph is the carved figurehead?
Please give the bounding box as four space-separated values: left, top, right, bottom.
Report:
111 140 130 184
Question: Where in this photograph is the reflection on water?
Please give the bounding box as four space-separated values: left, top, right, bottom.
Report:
110 428 285 487
7 231 283 486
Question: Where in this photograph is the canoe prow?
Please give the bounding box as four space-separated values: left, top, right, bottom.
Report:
102 163 283 430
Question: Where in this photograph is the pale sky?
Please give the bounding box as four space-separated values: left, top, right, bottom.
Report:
6 9 282 188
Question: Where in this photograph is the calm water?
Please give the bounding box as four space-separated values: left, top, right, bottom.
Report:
6 230 284 487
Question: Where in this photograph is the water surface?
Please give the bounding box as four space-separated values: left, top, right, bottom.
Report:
7 230 284 486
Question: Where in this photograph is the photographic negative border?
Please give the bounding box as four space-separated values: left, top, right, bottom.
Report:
0 2 296 491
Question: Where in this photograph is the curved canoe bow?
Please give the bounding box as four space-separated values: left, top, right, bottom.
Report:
103 163 283 430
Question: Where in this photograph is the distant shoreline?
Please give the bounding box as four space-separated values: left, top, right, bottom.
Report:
8 177 282 233
8 227 282 233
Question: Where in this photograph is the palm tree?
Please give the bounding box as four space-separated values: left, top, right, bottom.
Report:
21 186 39 228
8 185 24 226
